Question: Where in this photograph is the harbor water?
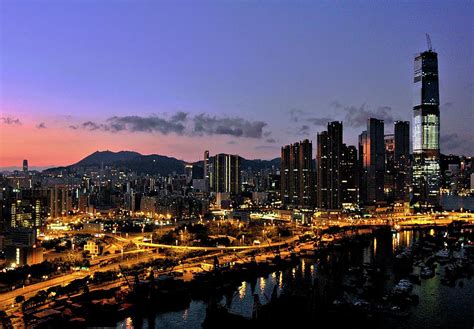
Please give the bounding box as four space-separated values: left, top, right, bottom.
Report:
116 227 474 329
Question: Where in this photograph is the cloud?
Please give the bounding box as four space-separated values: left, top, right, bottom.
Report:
227 141 238 145
1 117 22 125
299 125 311 135
266 138 276 143
289 102 397 130
307 117 333 126
82 121 104 131
106 115 186 135
441 133 465 152
72 113 268 139
171 111 188 121
288 125 311 137
440 132 474 155
333 102 395 127
193 114 266 138
330 100 344 109
288 109 333 127
36 122 47 129
442 102 453 109
289 109 309 123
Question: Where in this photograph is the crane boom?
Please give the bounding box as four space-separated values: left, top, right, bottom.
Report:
426 33 433 51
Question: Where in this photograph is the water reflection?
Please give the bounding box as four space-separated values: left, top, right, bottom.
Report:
392 230 414 252
259 277 266 294
374 237 377 257
117 228 473 329
238 281 246 300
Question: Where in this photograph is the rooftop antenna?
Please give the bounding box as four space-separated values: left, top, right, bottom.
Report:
425 33 433 51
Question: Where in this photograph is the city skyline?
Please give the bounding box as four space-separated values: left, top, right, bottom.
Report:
1 1 473 167
1 3 473 327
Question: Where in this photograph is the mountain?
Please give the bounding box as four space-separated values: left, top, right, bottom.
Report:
44 151 281 176
241 158 280 171
75 150 142 166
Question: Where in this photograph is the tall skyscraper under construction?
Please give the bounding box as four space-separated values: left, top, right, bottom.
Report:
412 41 441 207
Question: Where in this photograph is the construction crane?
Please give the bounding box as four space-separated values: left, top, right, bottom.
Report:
426 33 433 51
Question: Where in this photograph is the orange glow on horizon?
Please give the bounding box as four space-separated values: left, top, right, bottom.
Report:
1 121 277 167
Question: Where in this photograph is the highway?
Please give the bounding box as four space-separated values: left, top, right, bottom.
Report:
0 249 165 311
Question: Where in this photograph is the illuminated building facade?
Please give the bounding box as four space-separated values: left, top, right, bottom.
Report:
412 49 440 207
212 154 241 195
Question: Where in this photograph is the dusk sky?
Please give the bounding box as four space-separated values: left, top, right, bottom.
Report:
1 1 472 168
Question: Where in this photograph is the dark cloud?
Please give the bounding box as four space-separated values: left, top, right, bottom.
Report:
1 117 22 125
36 122 47 129
193 114 266 138
227 141 238 145
330 100 344 109
289 109 309 123
266 138 276 143
291 125 311 137
335 103 395 127
300 125 310 132
306 117 333 126
441 133 466 152
106 115 186 135
69 125 78 130
170 111 188 122
440 132 474 155
82 121 104 131
442 102 453 109
289 109 333 127
73 113 267 138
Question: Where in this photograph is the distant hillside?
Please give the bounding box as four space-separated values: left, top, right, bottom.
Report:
75 150 142 166
44 150 281 176
241 158 280 171
44 150 186 176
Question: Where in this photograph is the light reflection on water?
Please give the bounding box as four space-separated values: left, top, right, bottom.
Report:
117 228 473 329
374 237 377 257
238 281 246 300
392 229 414 252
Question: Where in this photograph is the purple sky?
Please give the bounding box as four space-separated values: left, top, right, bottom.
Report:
1 1 472 166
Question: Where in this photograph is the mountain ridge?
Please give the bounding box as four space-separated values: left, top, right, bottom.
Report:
44 150 280 175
